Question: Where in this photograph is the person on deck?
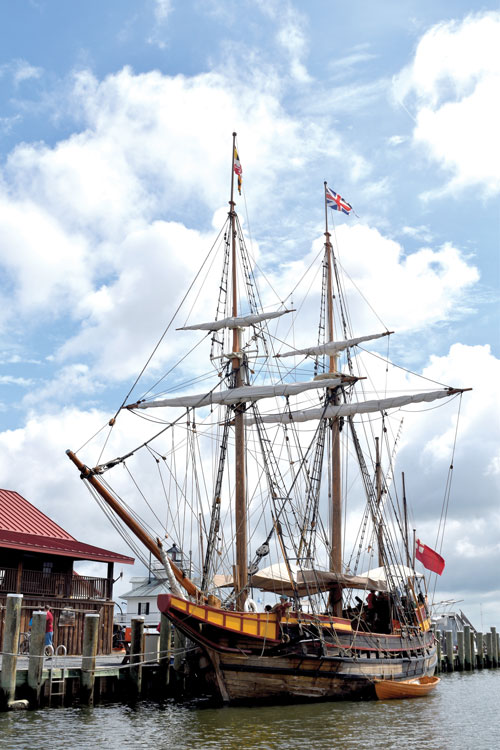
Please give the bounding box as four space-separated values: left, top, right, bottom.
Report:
366 590 377 628
44 605 54 648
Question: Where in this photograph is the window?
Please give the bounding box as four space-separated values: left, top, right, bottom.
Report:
43 562 53 575
137 602 150 616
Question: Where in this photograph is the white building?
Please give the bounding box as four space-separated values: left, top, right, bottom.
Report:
117 545 187 627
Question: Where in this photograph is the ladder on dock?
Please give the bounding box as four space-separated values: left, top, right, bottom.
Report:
47 645 67 706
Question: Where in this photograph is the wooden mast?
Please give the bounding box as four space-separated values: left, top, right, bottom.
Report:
230 132 247 611
375 436 384 566
66 449 206 602
324 182 342 617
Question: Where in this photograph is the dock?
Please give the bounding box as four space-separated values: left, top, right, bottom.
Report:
434 623 500 673
0 594 182 710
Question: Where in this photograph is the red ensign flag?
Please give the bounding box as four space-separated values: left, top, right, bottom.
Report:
415 539 445 575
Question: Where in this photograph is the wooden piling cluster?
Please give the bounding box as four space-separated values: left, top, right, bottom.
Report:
0 593 178 711
434 624 500 673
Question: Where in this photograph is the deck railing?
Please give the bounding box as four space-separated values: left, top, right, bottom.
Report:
0 567 112 600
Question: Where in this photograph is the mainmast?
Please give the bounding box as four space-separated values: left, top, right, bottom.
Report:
230 133 247 610
324 182 342 617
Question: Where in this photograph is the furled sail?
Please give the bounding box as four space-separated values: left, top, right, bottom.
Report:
277 331 392 358
245 389 460 425
127 378 346 410
214 563 389 597
177 309 292 331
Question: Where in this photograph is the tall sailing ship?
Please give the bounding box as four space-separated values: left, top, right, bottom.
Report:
67 134 467 703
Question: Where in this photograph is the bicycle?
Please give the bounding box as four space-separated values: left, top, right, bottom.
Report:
18 631 31 654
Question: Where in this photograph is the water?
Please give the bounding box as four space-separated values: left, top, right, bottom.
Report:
1 671 499 750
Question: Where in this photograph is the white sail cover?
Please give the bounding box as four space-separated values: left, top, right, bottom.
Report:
277 331 391 358
128 378 344 410
358 565 423 585
177 309 292 331
251 563 388 596
214 563 388 596
245 389 456 425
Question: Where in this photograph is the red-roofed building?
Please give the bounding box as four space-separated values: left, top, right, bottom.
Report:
0 489 134 654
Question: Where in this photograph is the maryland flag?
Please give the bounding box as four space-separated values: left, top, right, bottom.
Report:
233 147 242 194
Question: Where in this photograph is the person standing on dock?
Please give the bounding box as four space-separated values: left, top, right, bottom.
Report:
45 605 54 648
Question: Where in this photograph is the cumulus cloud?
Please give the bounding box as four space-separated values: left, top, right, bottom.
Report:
393 11 500 197
0 64 363 379
265 224 479 348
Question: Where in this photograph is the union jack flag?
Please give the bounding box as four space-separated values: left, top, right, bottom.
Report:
326 186 353 215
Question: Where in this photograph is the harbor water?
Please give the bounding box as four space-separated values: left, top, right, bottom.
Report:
1 671 499 750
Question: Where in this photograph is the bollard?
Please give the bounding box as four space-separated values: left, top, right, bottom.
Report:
491 627 498 668
476 632 484 669
27 611 47 708
80 614 100 706
0 594 23 709
445 630 454 672
463 625 471 670
456 630 464 670
485 632 492 668
130 617 144 698
159 613 172 690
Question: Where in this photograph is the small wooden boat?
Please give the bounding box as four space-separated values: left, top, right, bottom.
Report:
374 675 440 700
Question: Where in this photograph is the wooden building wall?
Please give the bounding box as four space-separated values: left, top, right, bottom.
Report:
0 595 115 655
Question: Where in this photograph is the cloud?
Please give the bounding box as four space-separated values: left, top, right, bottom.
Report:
256 0 311 83
0 63 367 377
387 135 406 146
266 224 479 347
400 225 433 242
0 59 43 86
0 193 92 324
147 0 173 48
0 375 33 386
153 0 172 22
393 11 500 197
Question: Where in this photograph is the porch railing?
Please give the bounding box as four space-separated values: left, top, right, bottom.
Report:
0 567 112 600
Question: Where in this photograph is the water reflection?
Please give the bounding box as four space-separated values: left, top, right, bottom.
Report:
1 672 499 750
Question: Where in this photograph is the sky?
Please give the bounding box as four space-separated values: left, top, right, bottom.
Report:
0 1 498 627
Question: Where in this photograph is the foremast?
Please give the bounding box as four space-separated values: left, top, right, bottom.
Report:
230 132 247 611
324 182 343 617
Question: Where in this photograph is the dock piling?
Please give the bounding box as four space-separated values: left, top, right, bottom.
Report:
463 625 472 670
0 594 23 709
130 617 144 698
159 613 172 689
80 613 100 706
445 630 454 672
491 627 498 667
485 632 492 668
476 632 484 669
457 630 464 670
27 611 47 708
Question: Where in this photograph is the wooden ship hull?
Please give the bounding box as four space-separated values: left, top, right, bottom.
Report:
159 594 437 703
